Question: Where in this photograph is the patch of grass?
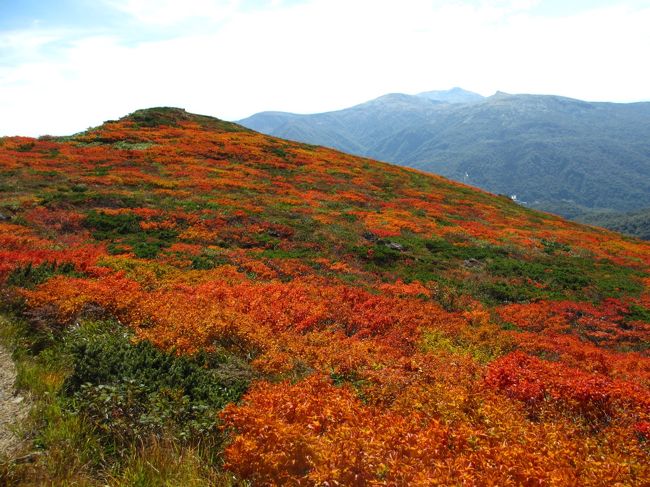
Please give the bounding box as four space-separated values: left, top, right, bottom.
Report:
15 142 35 152
112 141 154 151
265 146 290 160
418 237 643 303
65 320 252 415
0 314 103 485
91 166 111 177
424 238 510 261
420 330 501 364
477 280 539 304
0 313 250 486
106 437 238 486
39 190 141 209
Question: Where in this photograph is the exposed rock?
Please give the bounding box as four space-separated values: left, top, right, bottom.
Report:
385 242 404 251
362 231 379 242
464 258 482 268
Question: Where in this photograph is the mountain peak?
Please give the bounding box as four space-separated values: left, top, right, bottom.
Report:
417 87 485 104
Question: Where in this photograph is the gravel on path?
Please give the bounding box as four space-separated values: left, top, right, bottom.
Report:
0 345 28 457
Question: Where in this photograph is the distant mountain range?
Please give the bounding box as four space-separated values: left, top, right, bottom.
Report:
239 88 650 230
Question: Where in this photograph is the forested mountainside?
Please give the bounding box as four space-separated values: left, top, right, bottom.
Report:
1 107 649 485
577 207 650 241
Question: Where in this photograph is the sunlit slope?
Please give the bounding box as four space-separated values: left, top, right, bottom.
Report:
1 107 649 485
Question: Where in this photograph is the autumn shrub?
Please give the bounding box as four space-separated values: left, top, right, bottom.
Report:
221 376 456 486
485 351 650 425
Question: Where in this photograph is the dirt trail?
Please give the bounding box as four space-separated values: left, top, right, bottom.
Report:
0 345 27 457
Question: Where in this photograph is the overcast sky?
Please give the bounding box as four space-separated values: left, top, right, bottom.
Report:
1 0 650 136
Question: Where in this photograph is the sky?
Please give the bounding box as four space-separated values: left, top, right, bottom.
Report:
1 0 650 136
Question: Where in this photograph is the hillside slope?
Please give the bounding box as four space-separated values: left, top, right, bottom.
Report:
240 91 650 217
1 107 649 485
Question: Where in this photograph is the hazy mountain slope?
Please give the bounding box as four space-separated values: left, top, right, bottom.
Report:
1 107 649 485
239 91 650 216
417 86 485 104
241 93 444 155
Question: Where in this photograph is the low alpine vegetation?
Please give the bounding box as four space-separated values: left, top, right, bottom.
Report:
0 107 648 484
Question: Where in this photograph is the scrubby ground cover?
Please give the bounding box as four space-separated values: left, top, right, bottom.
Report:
0 107 648 485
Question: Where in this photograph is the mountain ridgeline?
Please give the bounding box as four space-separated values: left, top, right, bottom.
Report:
239 89 650 230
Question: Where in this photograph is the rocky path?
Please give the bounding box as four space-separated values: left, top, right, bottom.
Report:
0 345 27 457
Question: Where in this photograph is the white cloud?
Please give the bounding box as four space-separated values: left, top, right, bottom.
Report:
0 29 63 52
106 0 242 25
1 0 649 136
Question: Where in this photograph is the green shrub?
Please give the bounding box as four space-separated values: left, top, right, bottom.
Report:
7 261 79 289
626 304 650 322
64 321 254 447
424 238 509 260
83 210 141 237
132 241 163 259
487 257 591 291
541 239 571 254
83 211 179 259
479 281 538 304
190 253 229 270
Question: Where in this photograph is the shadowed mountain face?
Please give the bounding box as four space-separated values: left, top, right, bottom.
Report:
239 90 650 217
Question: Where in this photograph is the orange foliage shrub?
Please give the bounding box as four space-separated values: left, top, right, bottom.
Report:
485 351 650 424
